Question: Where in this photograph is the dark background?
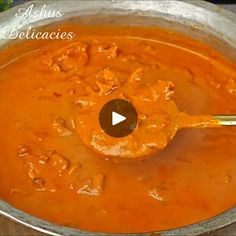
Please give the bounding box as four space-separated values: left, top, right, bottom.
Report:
208 0 236 3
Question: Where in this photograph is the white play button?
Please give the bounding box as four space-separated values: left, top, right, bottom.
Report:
112 111 126 126
99 99 138 138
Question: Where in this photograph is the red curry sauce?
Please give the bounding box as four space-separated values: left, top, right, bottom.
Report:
0 24 236 233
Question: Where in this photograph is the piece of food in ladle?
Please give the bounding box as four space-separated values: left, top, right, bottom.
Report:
76 69 207 159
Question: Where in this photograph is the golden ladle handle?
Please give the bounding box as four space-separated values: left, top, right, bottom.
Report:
213 115 236 126
178 113 236 129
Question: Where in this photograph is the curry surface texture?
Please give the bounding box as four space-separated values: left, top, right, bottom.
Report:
0 24 236 233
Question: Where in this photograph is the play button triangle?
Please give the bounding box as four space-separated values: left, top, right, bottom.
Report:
112 111 126 126
99 99 138 138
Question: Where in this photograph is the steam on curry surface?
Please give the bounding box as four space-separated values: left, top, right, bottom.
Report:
0 24 236 233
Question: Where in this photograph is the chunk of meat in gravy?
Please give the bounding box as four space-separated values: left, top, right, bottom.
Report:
67 164 105 196
76 173 105 196
42 41 88 73
21 150 71 185
47 150 70 174
91 43 118 60
52 115 73 137
20 148 105 195
95 68 120 96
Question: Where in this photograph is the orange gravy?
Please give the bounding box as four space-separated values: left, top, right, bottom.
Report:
0 24 236 233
